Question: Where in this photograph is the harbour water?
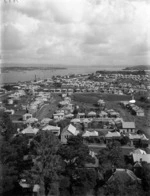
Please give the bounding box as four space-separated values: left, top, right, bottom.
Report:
0 65 123 84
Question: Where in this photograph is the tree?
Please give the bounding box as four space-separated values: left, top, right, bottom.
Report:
97 141 125 175
0 113 31 195
120 136 129 145
29 131 63 196
103 180 144 196
141 162 150 193
0 112 17 140
57 119 70 130
58 135 96 196
1 140 19 195
0 135 29 195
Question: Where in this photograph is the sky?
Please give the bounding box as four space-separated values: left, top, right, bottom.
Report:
1 0 150 66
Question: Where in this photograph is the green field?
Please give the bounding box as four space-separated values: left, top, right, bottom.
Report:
72 93 132 104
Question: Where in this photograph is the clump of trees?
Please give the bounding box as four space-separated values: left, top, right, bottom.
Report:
1 111 150 196
58 135 97 196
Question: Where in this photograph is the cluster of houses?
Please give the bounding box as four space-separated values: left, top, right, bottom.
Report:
50 73 148 95
1 76 150 194
1 81 148 151
14 94 148 152
1 70 150 100
27 91 51 114
120 101 145 117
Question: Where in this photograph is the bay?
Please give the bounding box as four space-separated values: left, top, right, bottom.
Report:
0 65 123 84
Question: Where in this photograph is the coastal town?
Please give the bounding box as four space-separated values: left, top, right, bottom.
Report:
1 0 150 195
1 68 150 196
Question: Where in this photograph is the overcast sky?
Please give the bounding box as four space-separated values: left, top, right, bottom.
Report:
1 0 150 66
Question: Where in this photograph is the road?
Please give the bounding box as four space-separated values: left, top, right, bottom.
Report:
35 94 62 121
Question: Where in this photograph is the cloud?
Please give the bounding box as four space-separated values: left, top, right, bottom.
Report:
1 0 150 65
2 24 25 50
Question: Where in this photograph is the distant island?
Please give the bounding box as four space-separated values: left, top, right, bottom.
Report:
123 65 150 71
1 66 67 73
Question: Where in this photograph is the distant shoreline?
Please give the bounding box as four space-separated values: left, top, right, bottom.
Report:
123 65 150 71
1 66 67 73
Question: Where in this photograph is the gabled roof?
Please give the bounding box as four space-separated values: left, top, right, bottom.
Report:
66 124 80 135
108 169 141 184
42 125 60 131
82 130 98 137
22 126 39 134
71 118 81 123
122 122 135 129
41 118 52 124
105 131 121 138
133 154 150 163
88 111 96 116
130 148 146 155
26 118 38 124
129 134 149 140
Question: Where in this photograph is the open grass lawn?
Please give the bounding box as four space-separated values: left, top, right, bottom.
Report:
72 93 132 104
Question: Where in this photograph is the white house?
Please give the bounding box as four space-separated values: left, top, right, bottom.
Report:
42 125 60 136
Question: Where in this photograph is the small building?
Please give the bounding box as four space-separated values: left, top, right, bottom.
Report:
53 112 65 120
82 130 98 137
77 112 85 118
130 148 146 155
135 109 144 117
132 154 150 164
107 168 141 184
42 125 60 136
22 126 39 135
128 133 149 147
87 111 96 118
105 131 121 144
120 121 135 134
5 109 15 115
61 124 80 144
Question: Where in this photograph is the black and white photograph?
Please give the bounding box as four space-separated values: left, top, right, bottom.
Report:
0 0 150 195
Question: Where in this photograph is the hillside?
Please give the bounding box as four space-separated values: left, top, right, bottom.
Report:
123 65 150 70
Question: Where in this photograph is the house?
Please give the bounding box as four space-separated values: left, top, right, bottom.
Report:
130 148 146 155
97 99 105 107
128 133 149 147
25 117 38 125
22 126 39 135
77 112 85 118
107 168 141 184
42 125 60 136
5 109 15 115
70 118 81 125
61 124 80 144
41 118 52 126
105 131 121 144
132 154 150 163
65 113 74 119
109 111 120 118
120 121 135 134
98 111 108 118
82 130 98 137
53 112 65 120
135 109 144 117
87 111 96 118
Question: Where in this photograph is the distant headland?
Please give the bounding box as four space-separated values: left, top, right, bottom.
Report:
123 65 150 71
1 66 67 73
